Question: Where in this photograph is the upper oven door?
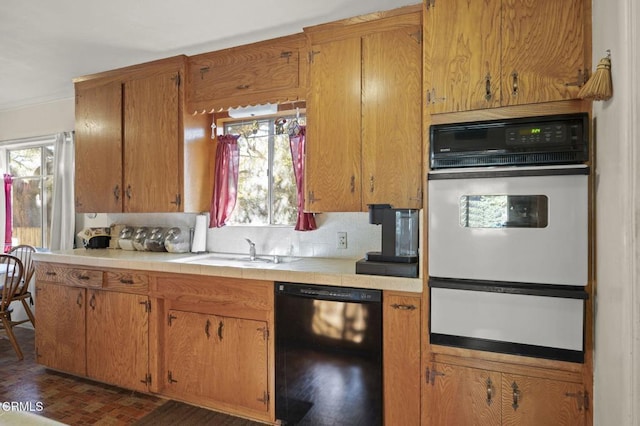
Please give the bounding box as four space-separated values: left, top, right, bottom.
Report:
428 166 589 286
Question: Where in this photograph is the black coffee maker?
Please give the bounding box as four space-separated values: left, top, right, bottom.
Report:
356 204 419 278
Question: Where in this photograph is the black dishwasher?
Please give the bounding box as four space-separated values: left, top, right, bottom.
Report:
275 282 383 426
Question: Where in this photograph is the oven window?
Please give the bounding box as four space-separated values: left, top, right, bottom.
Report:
459 195 548 228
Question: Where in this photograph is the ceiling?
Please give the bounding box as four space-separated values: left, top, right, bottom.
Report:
0 0 414 112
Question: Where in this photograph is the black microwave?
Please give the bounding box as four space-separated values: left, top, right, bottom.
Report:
429 113 589 169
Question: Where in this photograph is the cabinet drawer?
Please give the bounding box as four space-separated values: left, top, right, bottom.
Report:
36 263 103 288
67 268 103 288
35 263 66 283
105 270 149 293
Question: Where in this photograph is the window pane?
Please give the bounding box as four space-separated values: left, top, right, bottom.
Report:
9 148 42 177
12 177 43 246
228 121 270 225
272 134 297 225
459 195 548 228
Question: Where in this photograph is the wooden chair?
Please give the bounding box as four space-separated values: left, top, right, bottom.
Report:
8 245 36 327
0 253 25 360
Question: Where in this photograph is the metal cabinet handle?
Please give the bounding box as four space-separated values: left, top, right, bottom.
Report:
89 293 96 311
512 382 521 410
485 73 492 101
78 275 90 280
76 292 83 308
511 71 519 96
486 377 494 406
370 176 375 193
236 84 250 90
350 176 355 193
125 185 132 200
205 319 211 339
113 185 120 201
217 321 224 340
46 271 57 276
391 303 416 311
120 278 134 285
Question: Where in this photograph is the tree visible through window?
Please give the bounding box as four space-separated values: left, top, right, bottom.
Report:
223 115 303 226
5 140 55 248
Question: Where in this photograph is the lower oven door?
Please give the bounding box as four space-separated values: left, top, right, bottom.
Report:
429 278 587 362
428 165 589 286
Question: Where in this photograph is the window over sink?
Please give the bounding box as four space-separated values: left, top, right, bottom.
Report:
220 112 305 226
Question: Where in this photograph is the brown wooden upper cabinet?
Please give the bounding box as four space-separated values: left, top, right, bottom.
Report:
74 56 211 213
305 5 423 212
424 0 590 113
186 34 307 114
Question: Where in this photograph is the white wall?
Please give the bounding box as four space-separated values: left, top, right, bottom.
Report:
592 0 639 424
0 98 74 140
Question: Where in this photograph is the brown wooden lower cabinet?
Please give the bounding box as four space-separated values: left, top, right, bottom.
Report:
35 282 87 376
164 309 269 413
425 362 587 426
86 289 150 392
383 291 421 426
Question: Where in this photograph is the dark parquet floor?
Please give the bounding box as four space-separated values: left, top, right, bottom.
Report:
0 327 261 426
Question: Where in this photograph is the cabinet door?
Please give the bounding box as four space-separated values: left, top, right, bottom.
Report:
209 316 270 412
124 70 182 212
35 284 86 376
383 293 421 426
165 310 215 398
86 290 149 392
306 37 362 212
425 0 502 113
362 26 423 209
74 81 123 213
165 310 270 413
188 34 305 113
424 363 502 426
501 0 588 106
502 374 587 426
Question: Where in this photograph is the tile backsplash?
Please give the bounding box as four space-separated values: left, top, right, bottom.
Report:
77 212 384 260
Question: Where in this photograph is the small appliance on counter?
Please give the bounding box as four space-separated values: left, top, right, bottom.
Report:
356 204 419 278
77 227 111 249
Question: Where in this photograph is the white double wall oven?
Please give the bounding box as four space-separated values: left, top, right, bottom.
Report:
427 113 590 363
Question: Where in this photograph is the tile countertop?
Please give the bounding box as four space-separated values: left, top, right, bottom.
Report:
33 249 423 293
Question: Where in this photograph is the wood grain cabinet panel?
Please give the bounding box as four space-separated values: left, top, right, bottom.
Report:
383 292 421 426
35 283 87 376
424 362 587 426
86 290 150 392
425 0 590 113
35 263 152 392
164 310 270 413
73 56 211 213
123 70 182 212
305 7 422 212
187 34 306 113
74 81 123 212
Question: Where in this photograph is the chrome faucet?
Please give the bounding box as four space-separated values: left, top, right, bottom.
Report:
245 238 256 261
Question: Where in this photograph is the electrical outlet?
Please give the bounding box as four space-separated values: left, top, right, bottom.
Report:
337 232 348 249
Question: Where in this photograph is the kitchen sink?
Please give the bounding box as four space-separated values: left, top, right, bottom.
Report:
177 252 299 268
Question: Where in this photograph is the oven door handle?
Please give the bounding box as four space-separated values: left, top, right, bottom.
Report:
428 165 590 181
429 277 589 300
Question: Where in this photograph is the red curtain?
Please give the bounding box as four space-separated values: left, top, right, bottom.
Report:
289 126 317 231
4 174 12 252
209 134 240 228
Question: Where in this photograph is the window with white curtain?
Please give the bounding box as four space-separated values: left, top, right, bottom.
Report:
0 135 56 248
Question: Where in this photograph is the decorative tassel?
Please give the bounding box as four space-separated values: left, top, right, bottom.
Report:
578 50 613 101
